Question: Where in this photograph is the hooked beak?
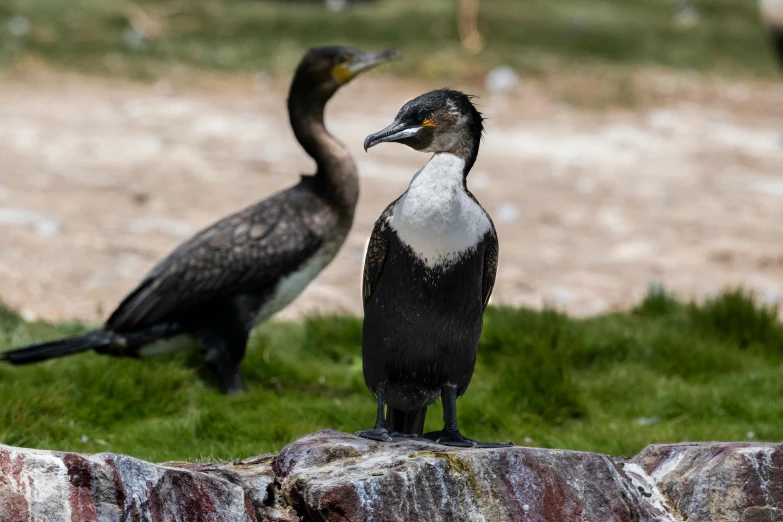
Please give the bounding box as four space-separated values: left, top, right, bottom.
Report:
364 120 422 152
347 48 402 76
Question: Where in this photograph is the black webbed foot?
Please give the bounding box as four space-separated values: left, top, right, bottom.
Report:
425 385 514 448
202 338 246 395
422 429 476 447
389 432 420 441
422 429 513 448
356 427 393 442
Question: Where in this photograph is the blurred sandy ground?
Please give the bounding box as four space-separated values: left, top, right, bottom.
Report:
0 68 781 323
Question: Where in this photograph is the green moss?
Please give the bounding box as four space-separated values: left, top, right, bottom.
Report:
410 451 484 496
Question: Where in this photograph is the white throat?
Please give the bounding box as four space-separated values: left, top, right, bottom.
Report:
389 152 491 267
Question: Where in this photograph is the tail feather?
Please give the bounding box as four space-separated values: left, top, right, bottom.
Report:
1 330 113 365
387 406 427 435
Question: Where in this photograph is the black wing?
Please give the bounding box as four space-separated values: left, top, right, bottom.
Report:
481 223 499 310
107 188 330 331
362 199 398 309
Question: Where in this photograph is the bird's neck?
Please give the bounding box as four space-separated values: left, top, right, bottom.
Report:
432 130 481 180
287 90 359 214
457 132 481 179
409 153 467 191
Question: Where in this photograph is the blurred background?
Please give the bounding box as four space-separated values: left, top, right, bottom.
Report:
0 0 782 460
0 0 781 323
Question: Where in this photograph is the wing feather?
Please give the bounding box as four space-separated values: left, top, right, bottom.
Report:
107 189 331 331
481 224 499 310
362 200 398 309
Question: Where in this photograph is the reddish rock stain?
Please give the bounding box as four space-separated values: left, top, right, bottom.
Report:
243 495 256 520
63 453 99 522
0 450 27 491
11 454 25 489
105 458 127 511
0 451 30 522
0 449 13 488
129 503 142 522
303 483 361 522
528 457 586 521
0 491 30 522
145 480 165 522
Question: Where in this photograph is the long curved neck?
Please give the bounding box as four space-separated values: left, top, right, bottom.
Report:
448 131 481 181
287 85 359 215
461 134 481 179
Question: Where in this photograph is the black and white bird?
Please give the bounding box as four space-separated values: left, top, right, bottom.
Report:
761 0 783 66
357 89 512 447
1 46 400 394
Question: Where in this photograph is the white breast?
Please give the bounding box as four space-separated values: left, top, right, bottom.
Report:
390 153 491 267
256 240 341 323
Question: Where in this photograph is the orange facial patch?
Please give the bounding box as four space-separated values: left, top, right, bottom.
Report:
422 117 437 128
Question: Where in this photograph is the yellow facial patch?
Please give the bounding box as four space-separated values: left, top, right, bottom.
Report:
331 63 354 84
422 117 437 128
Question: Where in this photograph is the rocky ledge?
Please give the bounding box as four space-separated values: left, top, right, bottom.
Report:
1 429 781 521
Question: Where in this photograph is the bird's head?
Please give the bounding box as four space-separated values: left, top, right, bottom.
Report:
290 46 401 100
363 88 484 156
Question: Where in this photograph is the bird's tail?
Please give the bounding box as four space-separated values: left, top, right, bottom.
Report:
1 323 181 365
1 330 114 365
387 406 427 435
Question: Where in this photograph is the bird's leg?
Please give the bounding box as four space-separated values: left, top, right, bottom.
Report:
387 406 421 440
200 330 246 396
356 382 393 442
205 347 245 396
422 384 513 448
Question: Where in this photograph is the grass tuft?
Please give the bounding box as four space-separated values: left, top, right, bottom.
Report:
689 289 783 352
1 288 782 461
0 0 779 80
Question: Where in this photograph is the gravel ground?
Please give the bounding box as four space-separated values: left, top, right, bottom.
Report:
0 69 781 323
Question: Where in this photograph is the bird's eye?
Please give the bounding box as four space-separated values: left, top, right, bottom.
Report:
416 111 426 122
336 55 347 64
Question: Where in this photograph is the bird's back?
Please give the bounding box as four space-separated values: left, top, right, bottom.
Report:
107 180 346 333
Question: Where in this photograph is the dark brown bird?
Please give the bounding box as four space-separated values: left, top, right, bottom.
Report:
1 46 400 394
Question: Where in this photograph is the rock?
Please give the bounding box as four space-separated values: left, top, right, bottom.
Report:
1 430 782 521
128 217 199 238
630 442 783 522
673 0 700 29
324 0 347 11
6 16 30 38
0 208 60 237
485 66 520 96
495 203 519 224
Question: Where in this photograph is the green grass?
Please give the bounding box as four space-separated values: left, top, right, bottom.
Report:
1 288 782 462
0 0 778 81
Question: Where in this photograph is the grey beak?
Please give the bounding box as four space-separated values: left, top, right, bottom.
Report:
364 121 421 152
348 48 402 75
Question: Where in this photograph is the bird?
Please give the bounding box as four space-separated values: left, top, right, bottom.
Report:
1 46 401 395
761 0 783 66
357 88 512 447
